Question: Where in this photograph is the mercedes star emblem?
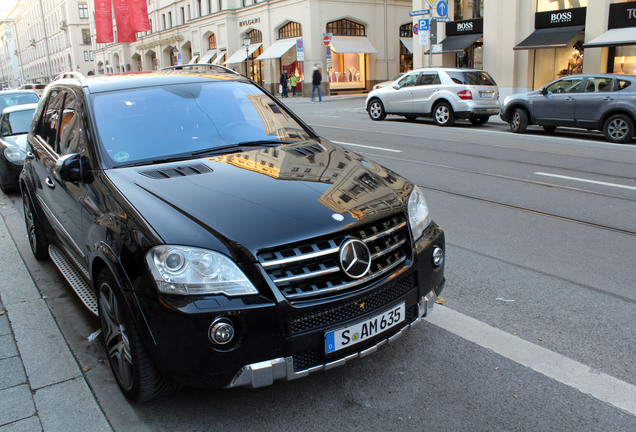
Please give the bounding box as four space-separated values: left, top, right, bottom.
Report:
339 239 372 279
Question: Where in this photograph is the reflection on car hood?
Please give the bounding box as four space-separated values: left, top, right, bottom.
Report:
1 134 28 150
105 138 412 252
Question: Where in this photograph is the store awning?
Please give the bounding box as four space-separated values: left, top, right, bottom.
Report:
187 55 198 64
583 27 636 48
514 25 584 50
212 51 226 65
199 50 216 64
439 33 482 52
399 37 413 53
255 38 299 60
224 44 263 64
330 36 378 54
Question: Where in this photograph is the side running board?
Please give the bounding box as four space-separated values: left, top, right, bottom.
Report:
48 245 98 316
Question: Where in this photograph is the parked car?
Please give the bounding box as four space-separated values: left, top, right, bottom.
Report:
21 67 446 402
19 83 47 96
500 74 636 143
372 72 405 90
0 103 37 192
366 67 500 126
0 89 39 112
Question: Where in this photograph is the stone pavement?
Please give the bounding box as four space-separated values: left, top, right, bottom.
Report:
0 202 111 432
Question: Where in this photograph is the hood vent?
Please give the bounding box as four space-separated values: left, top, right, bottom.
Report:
139 163 213 179
287 143 325 157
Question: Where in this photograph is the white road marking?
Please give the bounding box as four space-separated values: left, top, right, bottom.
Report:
428 306 636 416
535 172 636 191
331 141 402 153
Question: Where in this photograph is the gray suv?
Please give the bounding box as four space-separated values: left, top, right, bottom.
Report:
366 68 500 126
500 74 636 144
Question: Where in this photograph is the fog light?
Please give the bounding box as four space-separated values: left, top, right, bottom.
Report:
209 318 235 345
432 246 444 267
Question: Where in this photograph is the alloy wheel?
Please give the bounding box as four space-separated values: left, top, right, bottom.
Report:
607 118 628 141
435 106 449 124
23 200 37 254
511 112 520 130
99 282 134 392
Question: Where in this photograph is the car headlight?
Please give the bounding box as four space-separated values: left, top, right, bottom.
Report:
407 186 431 241
4 147 26 164
145 245 258 296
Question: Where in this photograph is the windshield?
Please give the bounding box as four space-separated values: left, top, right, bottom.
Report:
91 81 313 166
1 108 36 136
0 92 39 111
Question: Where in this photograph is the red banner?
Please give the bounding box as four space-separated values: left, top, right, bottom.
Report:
94 0 114 43
112 0 136 43
129 0 151 32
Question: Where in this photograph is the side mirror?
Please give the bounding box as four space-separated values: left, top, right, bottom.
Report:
540 87 548 95
392 83 400 90
55 153 92 183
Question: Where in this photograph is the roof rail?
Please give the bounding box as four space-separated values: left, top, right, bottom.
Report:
159 64 242 77
54 71 87 84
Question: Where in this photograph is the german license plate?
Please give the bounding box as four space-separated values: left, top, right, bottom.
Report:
325 303 406 354
480 91 494 98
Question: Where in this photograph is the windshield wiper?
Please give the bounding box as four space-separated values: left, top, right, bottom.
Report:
192 140 294 156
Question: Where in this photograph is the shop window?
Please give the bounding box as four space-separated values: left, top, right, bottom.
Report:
613 46 636 75
536 0 587 12
209 34 217 50
399 23 413 38
454 0 483 21
279 22 302 39
327 19 365 36
399 23 413 73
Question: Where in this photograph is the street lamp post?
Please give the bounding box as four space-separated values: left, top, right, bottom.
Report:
242 36 250 79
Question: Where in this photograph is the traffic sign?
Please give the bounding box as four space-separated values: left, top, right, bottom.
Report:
418 18 430 32
412 23 418 35
409 10 430 16
436 0 448 17
322 33 332 46
296 38 304 61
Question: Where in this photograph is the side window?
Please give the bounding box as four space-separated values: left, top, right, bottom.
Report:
584 77 614 93
618 80 632 90
546 78 582 94
397 73 419 88
58 92 84 155
36 90 65 150
419 73 440 86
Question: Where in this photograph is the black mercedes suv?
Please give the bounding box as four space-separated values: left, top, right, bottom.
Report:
20 66 445 402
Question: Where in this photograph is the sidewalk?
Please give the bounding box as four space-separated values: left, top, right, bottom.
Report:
0 198 111 431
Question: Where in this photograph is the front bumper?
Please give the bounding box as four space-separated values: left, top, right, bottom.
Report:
226 289 440 388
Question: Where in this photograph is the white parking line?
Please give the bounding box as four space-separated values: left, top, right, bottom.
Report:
535 172 636 191
428 306 636 416
331 141 402 153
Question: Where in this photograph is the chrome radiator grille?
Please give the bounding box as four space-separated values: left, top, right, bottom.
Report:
258 215 411 300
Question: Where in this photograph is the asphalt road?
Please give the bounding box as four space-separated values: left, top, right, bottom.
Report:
1 97 635 431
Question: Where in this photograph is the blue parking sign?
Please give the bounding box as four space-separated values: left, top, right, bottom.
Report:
418 18 429 32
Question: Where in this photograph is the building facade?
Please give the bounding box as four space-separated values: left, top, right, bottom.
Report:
1 0 635 97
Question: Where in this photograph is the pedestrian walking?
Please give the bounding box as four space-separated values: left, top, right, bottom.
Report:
311 66 322 102
289 73 299 97
280 72 289 98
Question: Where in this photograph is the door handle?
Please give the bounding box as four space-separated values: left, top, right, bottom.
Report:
603 97 613 101
565 97 574 101
26 151 35 159
45 177 55 189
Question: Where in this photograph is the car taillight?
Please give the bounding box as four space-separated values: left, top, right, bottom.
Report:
457 90 472 100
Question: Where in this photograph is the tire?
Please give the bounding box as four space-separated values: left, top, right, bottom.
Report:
98 270 176 402
433 102 455 127
469 115 489 126
509 108 529 133
603 114 635 144
368 99 386 121
543 125 557 133
22 194 49 260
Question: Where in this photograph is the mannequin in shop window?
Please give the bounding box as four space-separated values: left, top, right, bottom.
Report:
568 43 583 75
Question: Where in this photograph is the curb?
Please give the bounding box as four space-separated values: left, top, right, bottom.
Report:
0 194 112 431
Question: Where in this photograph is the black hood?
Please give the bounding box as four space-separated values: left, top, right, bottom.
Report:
104 139 412 254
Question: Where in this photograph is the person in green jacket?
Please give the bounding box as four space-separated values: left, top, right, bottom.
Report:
289 74 299 97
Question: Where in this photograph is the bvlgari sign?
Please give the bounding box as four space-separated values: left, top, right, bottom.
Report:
535 7 586 29
239 17 261 27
